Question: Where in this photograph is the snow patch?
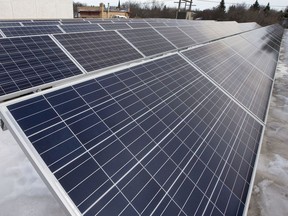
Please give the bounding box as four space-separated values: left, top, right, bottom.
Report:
0 129 65 216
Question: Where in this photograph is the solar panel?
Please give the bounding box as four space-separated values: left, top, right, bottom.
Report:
179 26 220 44
99 23 131 30
2 53 263 216
0 22 21 27
1 25 63 37
128 22 151 29
155 27 196 49
182 42 274 121
223 35 277 79
22 21 60 26
0 35 83 98
118 28 176 56
60 24 103 33
146 22 167 27
54 31 143 72
60 21 90 25
88 20 113 24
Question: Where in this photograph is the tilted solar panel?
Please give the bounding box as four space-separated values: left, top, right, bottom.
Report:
155 27 196 49
118 28 176 56
223 35 278 79
99 23 131 30
127 22 151 29
146 22 167 27
1 25 63 37
54 31 143 72
182 41 274 121
1 54 263 216
22 21 60 26
60 24 103 33
60 21 90 25
0 22 21 27
0 35 83 98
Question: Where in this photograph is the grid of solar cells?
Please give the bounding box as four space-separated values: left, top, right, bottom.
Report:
0 22 21 27
54 31 143 72
7 53 263 216
182 43 273 121
223 36 277 79
240 29 280 60
179 26 211 44
118 28 176 56
60 24 103 33
1 25 63 37
127 22 151 29
0 35 83 96
99 23 131 30
155 27 196 49
22 21 60 26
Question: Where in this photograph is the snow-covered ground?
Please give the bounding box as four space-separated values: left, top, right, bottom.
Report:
0 129 65 216
0 30 287 216
248 30 288 216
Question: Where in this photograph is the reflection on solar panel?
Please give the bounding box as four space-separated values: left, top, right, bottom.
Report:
0 35 83 97
0 22 21 27
99 23 131 30
155 27 196 49
1 25 62 37
60 24 103 33
179 26 219 44
182 41 273 121
118 28 176 56
128 22 151 28
88 20 113 24
223 35 277 79
54 31 143 72
3 53 264 216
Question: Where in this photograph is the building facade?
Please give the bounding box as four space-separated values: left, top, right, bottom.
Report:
0 0 73 19
77 3 129 19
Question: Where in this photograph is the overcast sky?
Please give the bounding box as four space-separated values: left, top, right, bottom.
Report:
75 0 287 11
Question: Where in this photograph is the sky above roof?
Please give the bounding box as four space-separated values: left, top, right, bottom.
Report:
75 0 287 11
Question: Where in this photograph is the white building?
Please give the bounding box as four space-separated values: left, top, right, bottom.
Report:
0 0 73 19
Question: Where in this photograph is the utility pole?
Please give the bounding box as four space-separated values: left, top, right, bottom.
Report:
175 0 195 19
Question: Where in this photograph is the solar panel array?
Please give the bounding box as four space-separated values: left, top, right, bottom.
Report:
0 35 83 97
1 25 63 37
118 28 177 56
54 31 143 72
60 24 103 33
0 19 259 37
0 19 283 216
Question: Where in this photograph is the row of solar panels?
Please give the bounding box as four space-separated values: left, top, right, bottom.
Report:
0 22 263 101
0 23 283 216
0 20 260 37
0 19 213 28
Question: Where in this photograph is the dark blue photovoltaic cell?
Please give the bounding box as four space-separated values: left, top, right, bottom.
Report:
54 31 143 72
7 54 263 216
0 35 83 97
1 25 62 37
